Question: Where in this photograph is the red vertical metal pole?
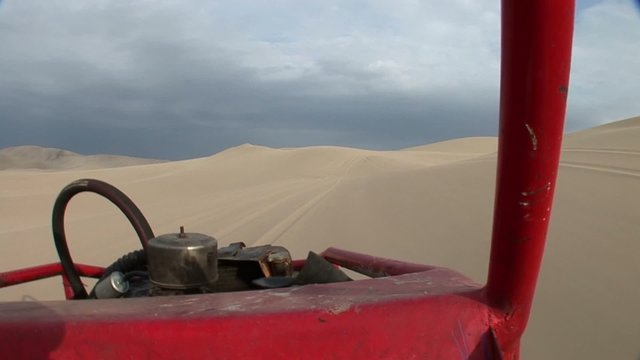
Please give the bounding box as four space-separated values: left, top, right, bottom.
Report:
486 0 575 354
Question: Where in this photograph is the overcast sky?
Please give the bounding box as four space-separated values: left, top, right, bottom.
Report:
1 0 639 160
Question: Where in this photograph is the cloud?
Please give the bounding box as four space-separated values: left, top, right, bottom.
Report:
0 0 637 159
567 0 640 129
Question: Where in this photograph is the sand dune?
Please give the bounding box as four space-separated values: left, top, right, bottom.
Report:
0 145 166 170
1 117 639 359
402 136 497 154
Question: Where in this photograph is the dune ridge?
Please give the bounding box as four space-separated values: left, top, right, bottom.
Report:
0 145 166 170
1 117 639 359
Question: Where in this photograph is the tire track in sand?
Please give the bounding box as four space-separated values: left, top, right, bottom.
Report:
214 178 332 239
252 156 363 245
563 148 640 156
560 161 640 178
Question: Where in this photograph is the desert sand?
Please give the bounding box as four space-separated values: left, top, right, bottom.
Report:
0 145 166 170
1 117 639 359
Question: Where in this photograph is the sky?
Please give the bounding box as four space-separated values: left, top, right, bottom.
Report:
0 0 639 160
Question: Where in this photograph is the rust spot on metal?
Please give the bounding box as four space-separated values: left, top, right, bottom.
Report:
524 124 537 151
318 317 327 323
559 85 568 94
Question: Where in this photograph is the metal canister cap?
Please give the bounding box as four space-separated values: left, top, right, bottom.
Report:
94 271 129 299
147 227 218 289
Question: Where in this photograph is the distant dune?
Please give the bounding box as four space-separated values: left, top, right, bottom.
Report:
401 136 497 154
0 117 639 359
0 145 166 170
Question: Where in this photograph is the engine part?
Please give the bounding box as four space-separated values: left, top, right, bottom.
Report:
218 243 293 277
252 251 352 289
294 251 352 284
93 271 129 299
51 179 352 300
147 227 218 290
252 276 295 289
214 243 293 292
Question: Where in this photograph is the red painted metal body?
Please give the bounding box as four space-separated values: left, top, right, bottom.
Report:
0 0 575 358
2 252 500 359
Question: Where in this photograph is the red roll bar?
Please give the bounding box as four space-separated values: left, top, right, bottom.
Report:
487 0 575 352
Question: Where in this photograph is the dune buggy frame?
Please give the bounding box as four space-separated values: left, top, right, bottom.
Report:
0 0 575 358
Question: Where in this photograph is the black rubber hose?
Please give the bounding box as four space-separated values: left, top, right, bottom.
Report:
100 249 147 279
52 179 155 299
123 270 149 281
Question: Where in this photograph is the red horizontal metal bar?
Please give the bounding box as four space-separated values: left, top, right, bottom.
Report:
0 263 104 289
486 0 575 356
0 269 495 359
321 247 435 277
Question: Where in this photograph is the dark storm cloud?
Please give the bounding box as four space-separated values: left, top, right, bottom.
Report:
0 0 502 159
0 63 499 160
1 1 635 159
